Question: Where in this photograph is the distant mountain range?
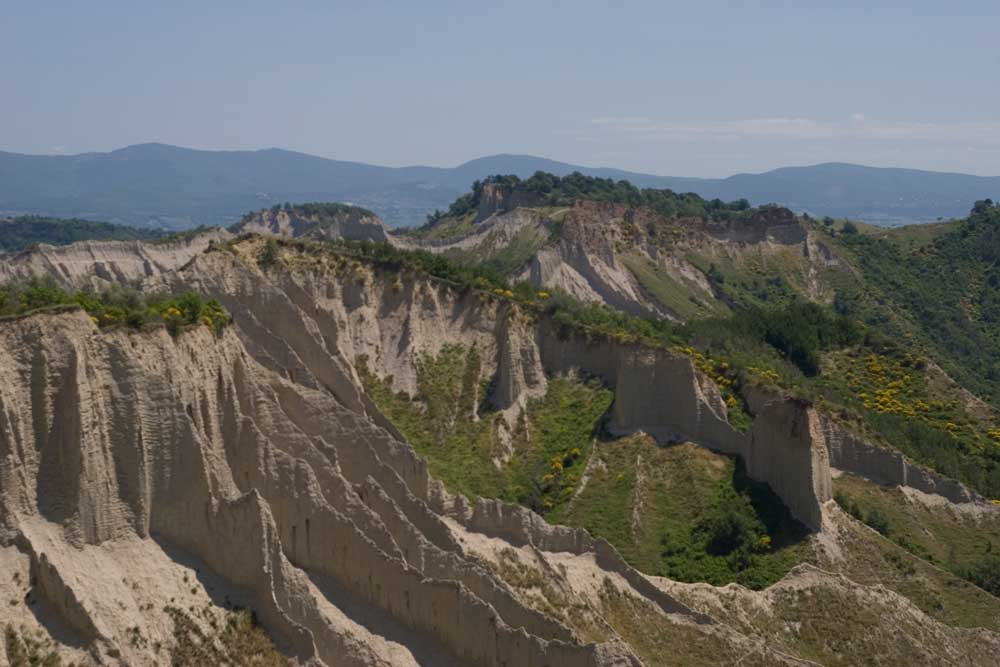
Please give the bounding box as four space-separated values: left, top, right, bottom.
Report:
1 143 997 229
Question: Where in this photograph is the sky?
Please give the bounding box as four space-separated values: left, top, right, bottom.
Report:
2 1 999 177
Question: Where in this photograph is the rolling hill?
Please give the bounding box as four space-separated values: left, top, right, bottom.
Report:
1 143 997 229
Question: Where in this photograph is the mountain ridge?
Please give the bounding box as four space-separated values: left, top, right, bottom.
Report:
2 143 997 229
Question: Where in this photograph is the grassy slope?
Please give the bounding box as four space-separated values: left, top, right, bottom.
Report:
620 254 719 320
820 503 1000 633
555 436 809 588
360 344 807 589
818 206 1000 497
834 472 1000 593
441 223 552 276
411 211 477 241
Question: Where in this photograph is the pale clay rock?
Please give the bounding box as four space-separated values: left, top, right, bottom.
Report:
0 231 995 665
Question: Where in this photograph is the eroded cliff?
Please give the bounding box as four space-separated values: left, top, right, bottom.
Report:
1 233 998 666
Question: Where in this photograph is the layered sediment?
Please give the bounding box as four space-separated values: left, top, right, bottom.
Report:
0 309 649 666
1 233 996 665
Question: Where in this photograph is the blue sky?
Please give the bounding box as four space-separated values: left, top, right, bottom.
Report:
3 1 999 175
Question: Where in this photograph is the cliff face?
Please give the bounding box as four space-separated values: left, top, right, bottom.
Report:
744 391 833 531
181 243 827 529
403 201 842 320
820 416 981 504
474 182 546 223
0 228 231 289
1 235 999 665
0 309 656 666
233 206 390 243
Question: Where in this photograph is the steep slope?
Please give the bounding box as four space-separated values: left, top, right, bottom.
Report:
231 203 390 243
400 176 846 320
0 309 649 667
0 227 230 289
1 230 999 665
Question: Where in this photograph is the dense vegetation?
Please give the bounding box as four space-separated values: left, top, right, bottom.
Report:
835 200 1000 400
0 215 158 252
823 201 1000 496
360 344 806 589
423 171 752 225
0 277 231 335
834 473 1000 597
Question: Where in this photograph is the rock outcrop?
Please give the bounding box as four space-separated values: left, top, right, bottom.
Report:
232 205 390 243
744 392 833 530
820 416 983 505
0 309 650 666
402 200 840 320
474 182 545 223
0 228 231 289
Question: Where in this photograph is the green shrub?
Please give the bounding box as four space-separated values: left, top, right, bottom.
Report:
960 553 1000 597
258 237 280 268
423 171 754 227
0 215 158 253
0 278 231 336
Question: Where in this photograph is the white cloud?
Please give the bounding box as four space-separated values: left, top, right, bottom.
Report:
586 115 1000 144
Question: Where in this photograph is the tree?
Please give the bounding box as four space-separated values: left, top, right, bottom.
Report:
258 238 280 268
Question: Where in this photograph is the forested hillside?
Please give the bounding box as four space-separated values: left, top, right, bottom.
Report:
0 215 158 252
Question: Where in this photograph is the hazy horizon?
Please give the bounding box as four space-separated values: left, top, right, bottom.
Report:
4 1 999 177
5 141 1000 181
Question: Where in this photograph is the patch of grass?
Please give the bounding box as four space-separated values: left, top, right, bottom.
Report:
361 347 610 507
765 584 934 667
686 248 809 311
833 473 1000 596
506 375 612 514
359 344 507 500
599 581 772 666
621 254 719 320
557 437 808 589
414 211 477 241
4 625 61 667
166 605 290 665
820 503 1000 632
442 223 551 276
